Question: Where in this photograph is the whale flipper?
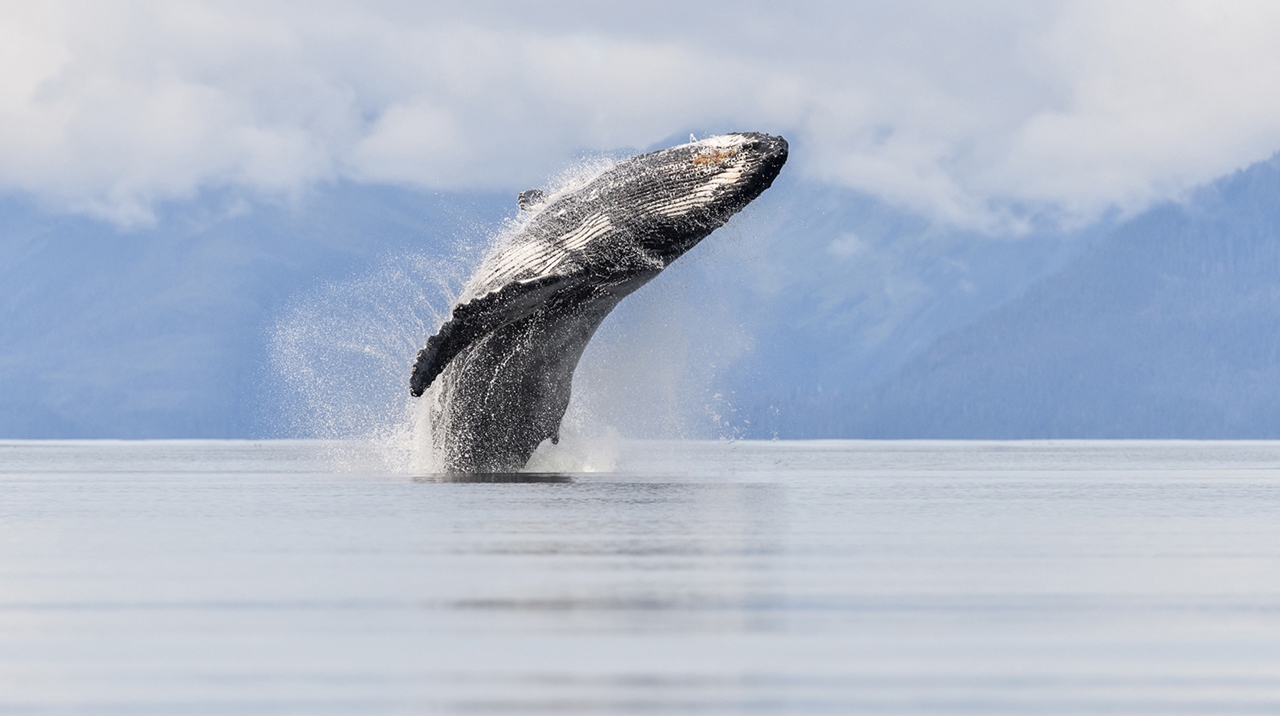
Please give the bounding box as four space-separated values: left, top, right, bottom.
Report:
410 273 586 397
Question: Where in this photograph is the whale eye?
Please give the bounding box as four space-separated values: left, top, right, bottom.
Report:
517 189 545 211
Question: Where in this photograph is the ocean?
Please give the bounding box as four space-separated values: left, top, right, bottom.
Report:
3 439 1278 714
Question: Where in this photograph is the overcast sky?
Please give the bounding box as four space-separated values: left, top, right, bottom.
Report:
4 1 1280 230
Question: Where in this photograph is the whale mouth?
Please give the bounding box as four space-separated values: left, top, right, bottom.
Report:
704 132 789 203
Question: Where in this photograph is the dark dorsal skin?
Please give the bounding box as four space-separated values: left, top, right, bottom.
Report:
412 132 788 473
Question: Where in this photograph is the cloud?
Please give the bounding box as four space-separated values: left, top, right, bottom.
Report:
2 1 1280 229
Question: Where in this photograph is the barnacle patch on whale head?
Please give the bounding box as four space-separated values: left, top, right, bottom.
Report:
692 148 739 166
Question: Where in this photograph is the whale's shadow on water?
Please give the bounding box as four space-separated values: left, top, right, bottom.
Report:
413 472 575 484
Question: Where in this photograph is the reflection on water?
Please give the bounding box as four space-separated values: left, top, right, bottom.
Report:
417 471 576 483
3 440 1280 714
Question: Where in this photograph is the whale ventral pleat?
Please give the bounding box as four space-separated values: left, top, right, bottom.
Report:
517 189 545 211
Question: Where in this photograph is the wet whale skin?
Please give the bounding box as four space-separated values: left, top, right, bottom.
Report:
411 133 788 472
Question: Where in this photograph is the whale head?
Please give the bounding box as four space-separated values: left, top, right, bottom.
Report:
463 132 788 301
606 132 789 263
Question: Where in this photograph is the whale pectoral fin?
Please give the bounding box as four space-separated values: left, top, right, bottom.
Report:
410 273 585 397
409 331 462 398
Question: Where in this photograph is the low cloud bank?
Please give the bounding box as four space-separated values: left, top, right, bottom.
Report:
4 1 1280 230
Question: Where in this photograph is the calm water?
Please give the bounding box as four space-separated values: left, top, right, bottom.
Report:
2 440 1279 714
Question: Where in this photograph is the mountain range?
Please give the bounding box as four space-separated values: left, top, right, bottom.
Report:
820 154 1280 438
3 151 1278 440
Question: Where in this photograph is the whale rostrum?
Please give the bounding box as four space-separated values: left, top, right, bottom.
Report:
411 132 789 472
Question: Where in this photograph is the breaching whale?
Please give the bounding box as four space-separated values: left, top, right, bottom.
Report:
411 132 788 472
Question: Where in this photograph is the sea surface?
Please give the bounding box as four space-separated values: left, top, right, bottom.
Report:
2 439 1279 714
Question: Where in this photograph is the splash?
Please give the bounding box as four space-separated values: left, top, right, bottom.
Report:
269 159 620 473
269 153 755 474
269 250 461 472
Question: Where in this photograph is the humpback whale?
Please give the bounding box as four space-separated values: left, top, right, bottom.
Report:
411 132 788 472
